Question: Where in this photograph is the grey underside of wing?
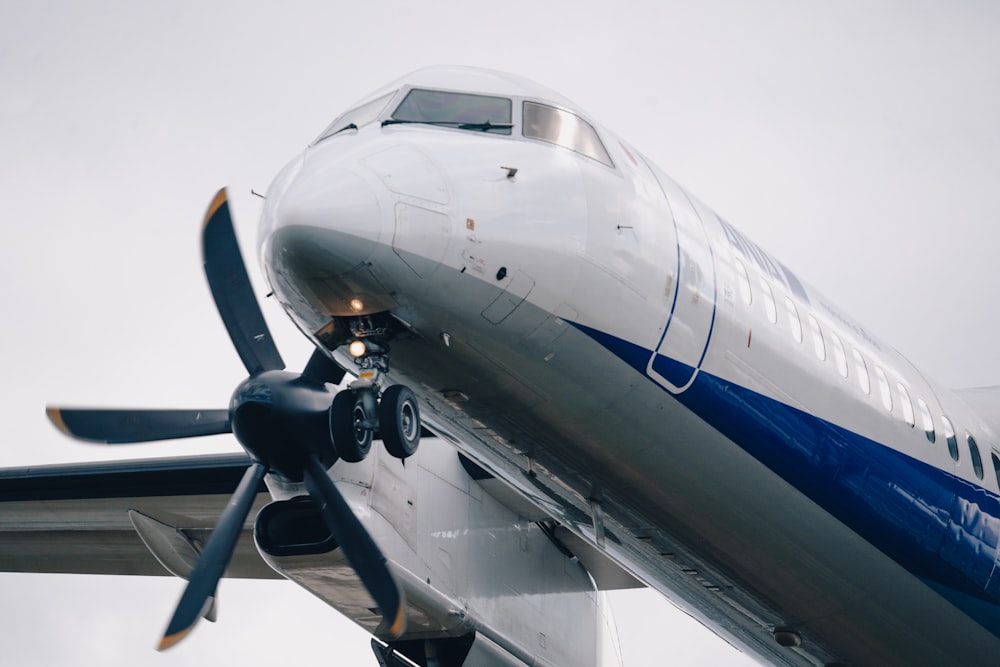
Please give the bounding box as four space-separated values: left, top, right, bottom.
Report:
0 453 279 579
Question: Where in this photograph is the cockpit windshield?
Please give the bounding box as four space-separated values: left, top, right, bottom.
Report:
387 89 513 135
314 91 397 144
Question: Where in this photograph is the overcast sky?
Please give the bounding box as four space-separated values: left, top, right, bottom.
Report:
2 1 999 665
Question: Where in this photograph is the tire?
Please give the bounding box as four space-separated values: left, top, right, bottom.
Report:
379 385 421 459
330 390 372 463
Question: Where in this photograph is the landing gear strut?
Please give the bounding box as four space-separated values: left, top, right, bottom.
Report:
330 343 421 463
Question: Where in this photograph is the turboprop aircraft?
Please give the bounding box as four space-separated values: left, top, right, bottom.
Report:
5 65 1000 666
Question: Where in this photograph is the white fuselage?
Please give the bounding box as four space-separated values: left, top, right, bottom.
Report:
258 67 1000 666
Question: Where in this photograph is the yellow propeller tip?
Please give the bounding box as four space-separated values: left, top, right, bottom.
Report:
157 627 193 652
204 188 229 226
389 605 407 638
45 407 69 436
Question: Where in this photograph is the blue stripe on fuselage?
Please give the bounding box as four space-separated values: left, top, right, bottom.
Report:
571 321 1000 636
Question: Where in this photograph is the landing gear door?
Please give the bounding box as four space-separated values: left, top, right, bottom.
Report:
647 173 716 394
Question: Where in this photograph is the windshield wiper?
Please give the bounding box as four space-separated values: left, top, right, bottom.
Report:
313 123 358 145
381 119 513 132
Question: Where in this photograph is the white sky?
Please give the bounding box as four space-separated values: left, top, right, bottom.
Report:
1 1 998 665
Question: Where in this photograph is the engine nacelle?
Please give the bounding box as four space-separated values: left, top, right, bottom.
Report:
252 442 621 667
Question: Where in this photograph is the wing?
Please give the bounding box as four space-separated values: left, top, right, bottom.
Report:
0 453 278 579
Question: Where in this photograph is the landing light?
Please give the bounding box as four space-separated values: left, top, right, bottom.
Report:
349 340 367 358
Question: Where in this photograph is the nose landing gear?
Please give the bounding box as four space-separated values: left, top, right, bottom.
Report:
330 347 421 463
379 384 421 459
330 389 375 463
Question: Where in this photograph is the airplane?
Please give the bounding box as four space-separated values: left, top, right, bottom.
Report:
3 64 999 665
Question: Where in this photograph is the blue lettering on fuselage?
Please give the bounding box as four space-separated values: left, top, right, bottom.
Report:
719 218 810 305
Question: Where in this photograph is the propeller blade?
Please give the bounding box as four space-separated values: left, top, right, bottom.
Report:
302 455 406 638
202 188 285 376
301 347 346 386
159 462 267 650
46 407 230 444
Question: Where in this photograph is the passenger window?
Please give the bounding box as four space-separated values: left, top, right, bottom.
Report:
897 382 915 427
784 297 802 343
807 314 825 361
942 416 958 461
967 434 984 480
918 399 935 443
759 278 777 323
523 101 613 166
874 366 892 412
735 261 752 305
830 333 848 378
852 348 870 395
391 89 513 134
992 452 1000 488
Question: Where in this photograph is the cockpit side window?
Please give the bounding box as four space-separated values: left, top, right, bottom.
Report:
390 89 512 134
314 91 397 144
522 101 613 167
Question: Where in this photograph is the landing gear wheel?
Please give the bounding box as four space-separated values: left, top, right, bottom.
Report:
330 390 372 463
379 385 421 459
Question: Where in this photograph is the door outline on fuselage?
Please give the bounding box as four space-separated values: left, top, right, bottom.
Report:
645 172 717 394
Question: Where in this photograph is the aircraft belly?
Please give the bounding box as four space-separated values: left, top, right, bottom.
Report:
373 282 1000 665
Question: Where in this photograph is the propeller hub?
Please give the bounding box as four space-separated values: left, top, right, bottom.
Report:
230 370 338 479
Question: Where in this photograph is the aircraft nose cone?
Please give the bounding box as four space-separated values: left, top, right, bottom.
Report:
262 161 395 320
271 165 384 273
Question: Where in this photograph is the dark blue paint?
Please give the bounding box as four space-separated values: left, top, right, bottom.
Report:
571 322 1000 636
